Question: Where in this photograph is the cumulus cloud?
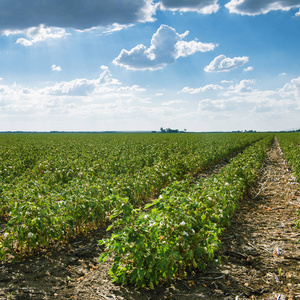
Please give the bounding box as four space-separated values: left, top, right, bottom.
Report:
198 98 236 112
0 0 156 32
113 24 217 70
228 79 255 93
181 84 223 94
0 67 148 125
1 74 300 132
280 76 300 97
225 0 300 16
44 69 123 96
51 65 62 72
159 0 219 14
204 54 249 72
41 68 147 99
196 77 299 125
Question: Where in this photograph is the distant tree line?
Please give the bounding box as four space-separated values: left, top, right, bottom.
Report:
159 127 187 133
232 130 257 133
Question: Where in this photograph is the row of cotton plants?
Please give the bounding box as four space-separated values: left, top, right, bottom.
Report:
99 135 273 288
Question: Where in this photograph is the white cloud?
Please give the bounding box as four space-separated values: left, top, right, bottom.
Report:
0 67 149 127
113 24 216 70
181 84 223 94
225 0 300 16
280 72 287 76
0 0 156 32
162 100 185 106
296 9 300 16
221 80 234 84
279 76 300 97
44 69 123 96
159 0 219 14
243 66 253 72
100 65 109 70
51 65 62 72
228 79 255 93
11 25 70 46
204 55 249 72
217 79 256 96
176 40 218 58
198 98 234 112
194 77 300 131
1 67 300 132
101 23 134 35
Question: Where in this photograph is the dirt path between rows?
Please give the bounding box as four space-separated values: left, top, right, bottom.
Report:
213 136 300 300
211 137 300 300
1 136 300 299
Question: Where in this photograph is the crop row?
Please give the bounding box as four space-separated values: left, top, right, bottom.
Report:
99 135 273 288
276 133 300 229
277 133 300 183
0 133 267 261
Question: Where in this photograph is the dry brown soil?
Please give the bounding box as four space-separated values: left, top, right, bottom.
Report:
1 137 300 299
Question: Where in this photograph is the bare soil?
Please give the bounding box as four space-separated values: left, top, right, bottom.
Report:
1 137 300 300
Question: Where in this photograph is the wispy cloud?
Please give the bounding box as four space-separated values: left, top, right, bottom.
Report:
162 100 185 106
225 0 300 16
204 55 249 72
101 23 134 35
113 24 217 70
5 25 70 46
159 0 219 14
221 80 234 84
243 66 253 72
181 84 223 94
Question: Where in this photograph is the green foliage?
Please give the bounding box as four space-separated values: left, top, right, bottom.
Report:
99 135 273 287
277 133 300 184
276 133 300 228
0 132 269 261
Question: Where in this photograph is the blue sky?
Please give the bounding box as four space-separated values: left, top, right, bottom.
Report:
0 0 300 132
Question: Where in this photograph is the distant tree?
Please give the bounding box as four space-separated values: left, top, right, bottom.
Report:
160 127 180 133
166 128 178 133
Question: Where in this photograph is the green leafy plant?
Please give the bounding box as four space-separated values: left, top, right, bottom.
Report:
0 132 270 261
99 135 272 287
